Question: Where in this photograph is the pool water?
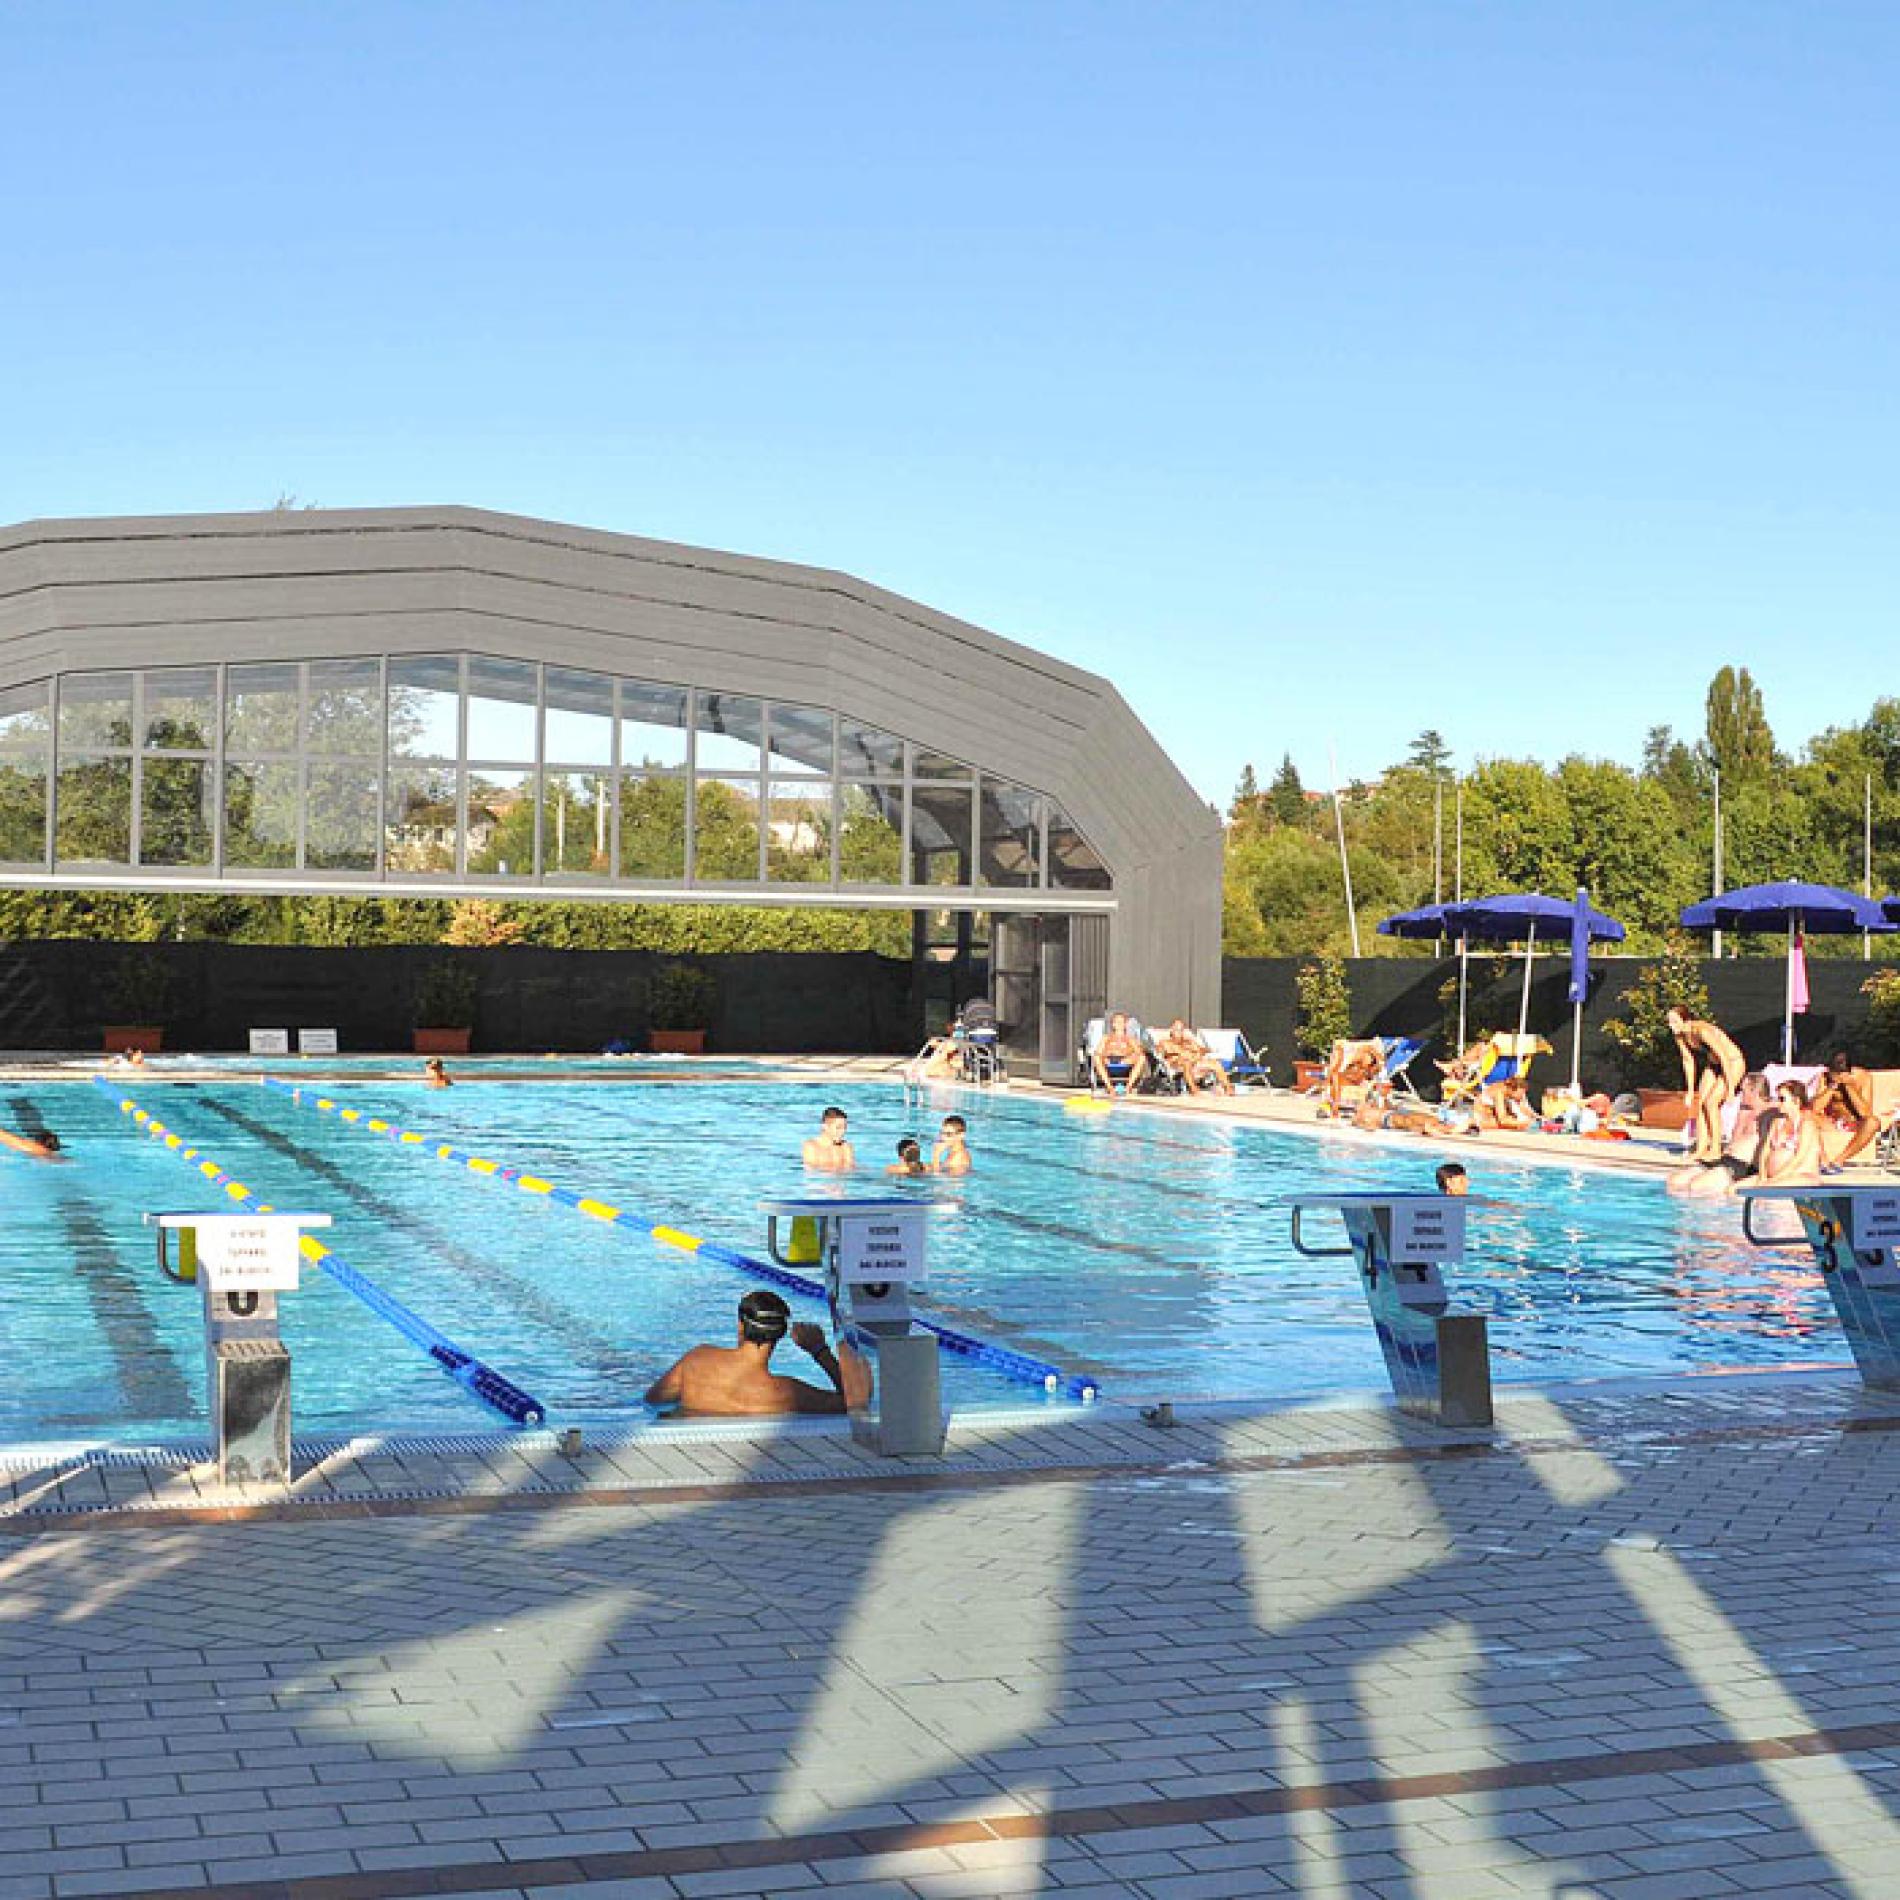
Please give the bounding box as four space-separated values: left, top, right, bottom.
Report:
0 1077 1844 1445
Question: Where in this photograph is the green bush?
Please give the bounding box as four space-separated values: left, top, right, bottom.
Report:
412 959 479 1028
1293 954 1352 1058
648 960 717 1030
104 950 173 1024
1600 935 1711 1087
1862 970 1900 1066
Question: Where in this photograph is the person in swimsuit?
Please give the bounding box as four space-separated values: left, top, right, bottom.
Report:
802 1106 856 1173
1323 1038 1386 1117
0 1127 62 1161
1092 1013 1150 1094
1813 1049 1880 1170
1668 1072 1770 1197
932 1115 972 1175
1435 1162 1469 1196
423 1058 453 1088
644 1289 869 1417
1155 1020 1232 1096
886 1136 930 1176
1667 1008 1747 1164
1755 1078 1824 1186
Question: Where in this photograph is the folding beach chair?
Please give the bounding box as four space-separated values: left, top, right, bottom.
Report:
1196 1027 1272 1091
1078 1015 1153 1094
1380 1036 1428 1102
1440 1032 1550 1110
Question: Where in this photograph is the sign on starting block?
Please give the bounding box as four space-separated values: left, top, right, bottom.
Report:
151 1212 330 1292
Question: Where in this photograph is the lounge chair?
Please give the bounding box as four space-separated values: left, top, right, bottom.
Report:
1322 1034 1428 1110
1440 1033 1551 1111
1196 1027 1271 1091
1078 1015 1153 1095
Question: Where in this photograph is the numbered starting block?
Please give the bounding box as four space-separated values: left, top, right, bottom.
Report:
762 1197 941 1456
1289 1192 1492 1426
147 1211 331 1485
1741 1185 1900 1390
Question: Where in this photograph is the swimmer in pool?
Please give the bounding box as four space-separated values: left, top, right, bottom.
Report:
423 1058 453 1088
0 1127 62 1161
803 1106 856 1173
886 1136 930 1176
1435 1161 1469 1196
644 1289 869 1418
932 1114 972 1175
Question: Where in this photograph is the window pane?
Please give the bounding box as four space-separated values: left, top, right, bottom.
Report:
541 771 612 877
385 763 460 873
140 757 215 865
224 663 301 754
466 766 536 877
58 673 135 752
1048 804 1111 890
306 659 384 755
694 692 762 772
55 755 132 864
388 655 461 759
838 783 903 885
466 656 538 760
838 719 904 778
913 746 973 781
224 761 300 869
305 763 380 871
0 759 47 864
979 778 1043 888
618 773 687 879
619 680 689 769
693 775 761 880
0 681 51 753
545 669 614 766
766 783 833 883
142 667 217 752
764 703 834 777
909 783 973 886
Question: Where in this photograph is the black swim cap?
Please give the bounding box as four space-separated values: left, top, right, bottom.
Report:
739 1288 791 1344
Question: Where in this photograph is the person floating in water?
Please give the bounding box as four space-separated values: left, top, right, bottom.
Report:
933 1114 972 1175
803 1105 855 1172
0 1127 62 1161
886 1136 930 1176
644 1289 868 1417
423 1058 453 1088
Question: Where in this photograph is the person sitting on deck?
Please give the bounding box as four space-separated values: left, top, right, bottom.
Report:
1669 1073 1772 1198
1475 1074 1536 1132
1156 1020 1232 1096
802 1105 856 1173
1092 1013 1150 1094
1813 1049 1880 1171
644 1290 869 1417
1323 1038 1385 1117
1755 1078 1825 1187
0 1127 62 1161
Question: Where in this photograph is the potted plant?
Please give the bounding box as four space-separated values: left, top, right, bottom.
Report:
648 960 717 1055
413 958 479 1055
102 951 173 1054
1292 954 1351 1093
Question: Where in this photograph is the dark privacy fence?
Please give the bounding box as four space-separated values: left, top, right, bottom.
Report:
1221 955 1894 1086
0 941 919 1055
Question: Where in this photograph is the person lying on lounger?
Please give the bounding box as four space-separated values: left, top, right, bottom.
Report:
644 1289 870 1418
1156 1020 1232 1096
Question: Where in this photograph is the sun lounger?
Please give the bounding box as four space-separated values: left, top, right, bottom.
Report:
1196 1028 1271 1090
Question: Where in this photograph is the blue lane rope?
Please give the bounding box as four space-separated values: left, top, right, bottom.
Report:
97 1080 547 1427
261 1077 1101 1402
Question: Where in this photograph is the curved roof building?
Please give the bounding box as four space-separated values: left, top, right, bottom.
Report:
0 508 1220 1066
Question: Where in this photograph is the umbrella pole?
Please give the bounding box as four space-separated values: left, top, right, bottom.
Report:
1457 936 1468 1049
1784 918 1795 1066
1517 923 1536 1044
1570 996 1582 1094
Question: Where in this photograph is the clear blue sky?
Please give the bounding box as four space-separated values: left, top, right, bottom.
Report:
5 3 1896 805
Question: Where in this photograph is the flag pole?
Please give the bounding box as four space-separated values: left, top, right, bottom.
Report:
1329 744 1361 957
1865 773 1875 962
1517 921 1536 1044
1784 917 1796 1066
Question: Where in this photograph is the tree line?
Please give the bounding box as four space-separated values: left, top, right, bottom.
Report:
1224 667 1900 958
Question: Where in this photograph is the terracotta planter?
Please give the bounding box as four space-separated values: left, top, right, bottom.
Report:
102 1026 164 1054
1637 1088 1693 1130
1293 1060 1326 1094
413 1027 473 1056
649 1028 707 1055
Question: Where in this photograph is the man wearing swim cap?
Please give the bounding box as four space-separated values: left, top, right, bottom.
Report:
644 1289 868 1417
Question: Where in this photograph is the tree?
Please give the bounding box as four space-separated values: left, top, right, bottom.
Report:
1267 754 1306 826
1294 955 1353 1057
1229 763 1260 822
1704 665 1775 785
1406 730 1452 776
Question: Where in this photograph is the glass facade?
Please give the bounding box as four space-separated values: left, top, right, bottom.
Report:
0 659 1111 895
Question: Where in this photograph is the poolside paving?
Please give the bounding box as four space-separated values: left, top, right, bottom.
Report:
7 1374 1900 1897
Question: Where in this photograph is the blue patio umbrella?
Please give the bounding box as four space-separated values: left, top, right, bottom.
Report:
1442 891 1626 1053
1377 903 1473 1046
1679 881 1894 1064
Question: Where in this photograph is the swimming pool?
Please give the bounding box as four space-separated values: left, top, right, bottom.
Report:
0 1076 1844 1445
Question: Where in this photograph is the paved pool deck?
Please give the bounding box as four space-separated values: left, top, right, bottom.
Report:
6 1054 1900 1895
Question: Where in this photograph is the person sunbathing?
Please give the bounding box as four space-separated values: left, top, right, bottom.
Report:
1813 1049 1879 1170
1324 1038 1385 1116
1092 1013 1150 1094
1668 1073 1771 1197
1755 1078 1824 1186
1156 1020 1231 1096
1476 1075 1536 1131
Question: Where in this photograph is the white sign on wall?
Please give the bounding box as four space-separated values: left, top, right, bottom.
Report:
1849 1192 1900 1251
298 1028 339 1056
196 1218 304 1292
1390 1199 1466 1265
248 1029 291 1055
838 1211 925 1284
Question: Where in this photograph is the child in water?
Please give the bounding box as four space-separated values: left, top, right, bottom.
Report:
886 1136 930 1176
933 1115 972 1175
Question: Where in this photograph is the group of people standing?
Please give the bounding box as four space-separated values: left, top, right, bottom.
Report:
1666 1008 1882 1196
